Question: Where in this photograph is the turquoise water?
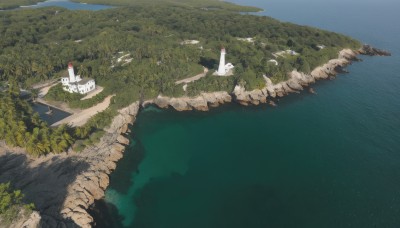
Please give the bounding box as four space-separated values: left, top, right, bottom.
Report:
22 0 112 10
94 0 400 227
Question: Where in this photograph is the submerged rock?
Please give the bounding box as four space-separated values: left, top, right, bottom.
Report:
309 88 317 94
359 44 391 56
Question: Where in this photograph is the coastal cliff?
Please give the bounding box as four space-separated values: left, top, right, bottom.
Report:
0 45 390 228
232 49 359 106
0 102 139 227
149 45 389 110
151 91 232 111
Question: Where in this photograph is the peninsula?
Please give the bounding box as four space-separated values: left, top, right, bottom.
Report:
0 0 390 227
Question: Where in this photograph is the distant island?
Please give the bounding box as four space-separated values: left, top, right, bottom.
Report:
0 0 390 227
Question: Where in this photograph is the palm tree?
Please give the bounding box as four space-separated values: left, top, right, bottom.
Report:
30 88 39 102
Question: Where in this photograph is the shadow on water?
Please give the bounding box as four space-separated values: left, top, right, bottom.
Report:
0 152 90 226
31 102 71 125
211 184 295 228
90 200 125 228
89 138 146 228
108 138 146 195
129 174 187 228
128 177 293 228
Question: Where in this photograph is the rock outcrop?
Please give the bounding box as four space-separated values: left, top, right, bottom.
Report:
59 102 140 227
147 47 389 109
0 102 140 228
359 44 391 56
232 49 359 105
153 91 231 111
1 210 42 228
0 46 390 228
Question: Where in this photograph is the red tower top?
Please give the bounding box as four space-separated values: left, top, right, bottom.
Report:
68 62 73 68
221 48 226 53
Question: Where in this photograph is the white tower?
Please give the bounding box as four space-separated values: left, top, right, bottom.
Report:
68 62 76 83
217 48 226 76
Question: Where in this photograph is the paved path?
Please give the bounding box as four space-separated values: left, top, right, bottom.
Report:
175 68 208 85
38 81 59 98
81 86 104 100
32 79 59 90
51 95 114 127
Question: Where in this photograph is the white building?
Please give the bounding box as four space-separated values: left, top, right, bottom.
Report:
216 48 234 76
61 62 95 94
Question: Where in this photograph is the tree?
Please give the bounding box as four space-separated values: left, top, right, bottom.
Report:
0 182 35 225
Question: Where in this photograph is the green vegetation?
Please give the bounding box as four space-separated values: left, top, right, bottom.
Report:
71 0 262 12
45 84 108 109
73 107 116 151
0 1 361 154
0 182 34 225
0 80 114 156
0 0 45 10
0 81 74 156
0 5 360 97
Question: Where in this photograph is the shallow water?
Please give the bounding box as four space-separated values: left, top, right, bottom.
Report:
94 0 400 227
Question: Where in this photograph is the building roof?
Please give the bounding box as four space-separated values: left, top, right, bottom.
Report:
77 78 94 85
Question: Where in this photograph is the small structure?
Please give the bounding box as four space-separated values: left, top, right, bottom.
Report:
273 49 299 58
181 40 200 45
268 59 279 66
214 48 234 76
317 45 326 50
61 62 95 94
289 50 299 56
237 37 255 43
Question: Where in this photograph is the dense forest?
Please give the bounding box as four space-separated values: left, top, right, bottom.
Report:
0 0 45 10
0 81 113 155
0 2 361 154
0 4 360 97
71 0 262 12
0 182 34 225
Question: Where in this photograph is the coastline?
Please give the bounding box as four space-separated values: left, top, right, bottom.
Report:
0 45 390 227
0 102 139 227
147 45 389 111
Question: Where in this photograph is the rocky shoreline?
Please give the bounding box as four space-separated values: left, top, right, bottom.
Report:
0 102 139 228
149 45 390 111
0 45 390 227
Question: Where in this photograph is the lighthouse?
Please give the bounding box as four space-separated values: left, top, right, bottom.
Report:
214 48 234 76
68 62 76 83
61 61 96 94
217 48 226 76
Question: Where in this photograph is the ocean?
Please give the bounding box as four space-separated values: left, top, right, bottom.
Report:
94 0 400 227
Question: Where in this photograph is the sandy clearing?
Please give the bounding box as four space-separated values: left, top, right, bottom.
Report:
39 82 59 97
175 68 208 85
51 95 114 127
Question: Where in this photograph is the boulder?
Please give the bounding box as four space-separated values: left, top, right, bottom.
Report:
154 96 170 109
273 83 286 97
286 79 303 91
201 93 217 104
169 98 192 111
186 97 209 111
117 135 129 145
359 45 391 56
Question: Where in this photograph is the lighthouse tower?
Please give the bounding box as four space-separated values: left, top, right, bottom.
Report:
68 62 76 83
217 48 226 76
